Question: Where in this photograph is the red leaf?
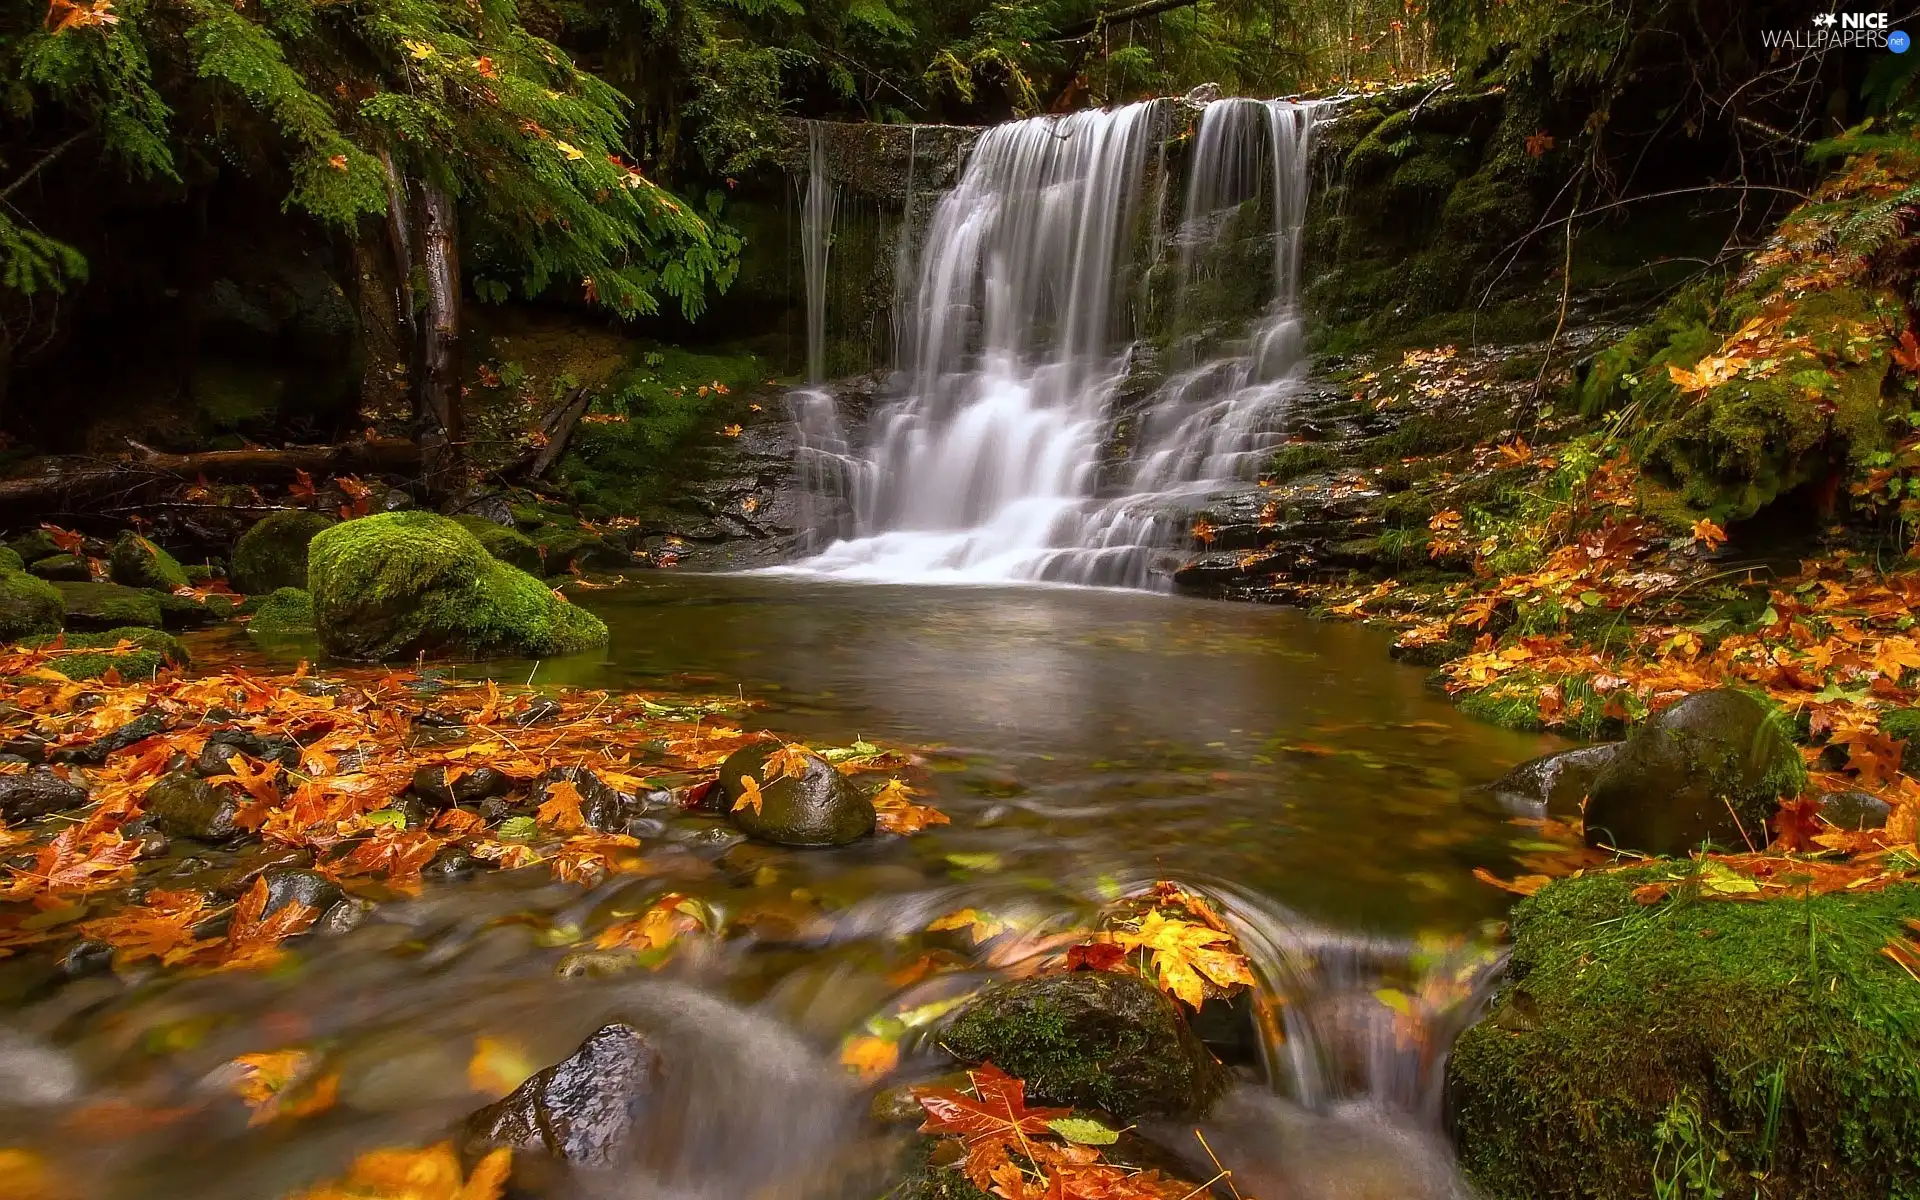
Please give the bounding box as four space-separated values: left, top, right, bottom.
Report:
1065 942 1125 972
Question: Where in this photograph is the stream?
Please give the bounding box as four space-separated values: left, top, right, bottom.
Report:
3 575 1560 1198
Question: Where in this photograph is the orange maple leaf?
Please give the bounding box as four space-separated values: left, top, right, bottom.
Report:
732 773 765 815
913 1063 1073 1190
535 778 588 832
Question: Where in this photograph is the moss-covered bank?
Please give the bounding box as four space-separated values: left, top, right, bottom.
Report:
1448 870 1920 1198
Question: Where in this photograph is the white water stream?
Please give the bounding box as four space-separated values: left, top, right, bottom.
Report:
784 97 1328 586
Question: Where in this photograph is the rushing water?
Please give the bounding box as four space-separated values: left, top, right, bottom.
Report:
0 577 1560 1197
786 98 1329 586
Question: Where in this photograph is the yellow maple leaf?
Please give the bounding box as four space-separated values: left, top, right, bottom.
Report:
838 1035 899 1082
721 424 743 438
535 778 587 832
1690 518 1728 550
732 773 764 815
927 907 1007 944
761 743 812 783
553 140 585 161
1110 910 1255 1008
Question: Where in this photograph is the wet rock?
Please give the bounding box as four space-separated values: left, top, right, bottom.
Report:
258 867 344 918
1817 790 1891 832
1 736 47 764
143 771 242 841
462 1023 659 1167
410 765 512 808
195 728 301 776
52 711 173 764
716 743 874 847
58 939 116 980
388 794 433 828
514 697 565 726
0 768 88 821
108 532 189 592
318 898 369 936
425 846 483 880
1583 690 1803 856
532 766 628 832
941 971 1226 1121
214 845 314 896
1484 744 1621 817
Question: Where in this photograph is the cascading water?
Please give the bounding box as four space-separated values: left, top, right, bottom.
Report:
785 97 1329 585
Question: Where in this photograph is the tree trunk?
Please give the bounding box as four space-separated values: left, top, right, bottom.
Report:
411 178 463 495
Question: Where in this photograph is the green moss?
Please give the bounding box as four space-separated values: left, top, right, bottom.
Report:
0 547 21 572
451 515 543 575
108 532 189 592
53 581 164 630
1880 707 1920 774
30 554 91 581
0 568 63 641
230 510 338 594
247 587 314 636
526 524 629 575
1449 870 1920 1198
7 529 63 563
1269 442 1340 481
1454 668 1629 741
308 512 608 660
21 626 188 680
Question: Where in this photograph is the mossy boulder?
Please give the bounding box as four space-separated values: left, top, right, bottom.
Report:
307 512 608 661
0 569 63 641
31 554 92 582
8 529 64 563
53 581 164 631
108 532 189 592
940 972 1226 1121
1447 870 1920 1198
528 524 631 575
247 587 315 636
21 627 188 680
452 515 544 575
1583 689 1804 856
715 742 874 846
230 510 337 594
0 547 21 572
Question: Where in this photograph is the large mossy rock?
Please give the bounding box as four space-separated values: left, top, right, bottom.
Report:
107 532 189 592
1448 870 1920 1198
21 627 188 680
308 512 608 661
451 515 544 575
941 972 1226 1121
230 510 337 594
0 569 63 641
52 581 164 631
1583 689 1803 856
715 742 874 846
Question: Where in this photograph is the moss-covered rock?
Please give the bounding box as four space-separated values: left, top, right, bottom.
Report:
8 529 64 563
230 510 338 594
452 515 544 575
0 568 63 641
527 524 631 576
108 532 189 592
0 547 22 572
31 553 92 582
53 581 164 631
308 512 608 660
20 627 188 680
247 587 315 636
1448 870 1920 1198
715 742 874 846
1583 689 1804 856
940 972 1226 1121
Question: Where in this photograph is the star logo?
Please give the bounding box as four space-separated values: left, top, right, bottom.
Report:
1811 12 1837 25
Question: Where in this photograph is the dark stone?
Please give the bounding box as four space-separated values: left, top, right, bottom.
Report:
514 697 565 726
214 845 314 896
532 766 628 832
52 711 173 764
258 867 344 917
462 1023 659 1167
389 794 433 828
426 846 482 880
143 772 242 841
410 765 512 808
58 939 116 979
1583 690 1803 857
716 743 874 847
941 972 1227 1121
1485 744 1621 817
0 768 88 821
1817 790 1892 832
478 795 520 824
195 728 301 776
0 737 47 764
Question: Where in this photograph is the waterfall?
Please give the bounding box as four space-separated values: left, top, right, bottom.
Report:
785 98 1329 586
800 121 838 385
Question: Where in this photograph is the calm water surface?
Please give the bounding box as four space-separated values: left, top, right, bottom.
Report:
3 575 1563 1199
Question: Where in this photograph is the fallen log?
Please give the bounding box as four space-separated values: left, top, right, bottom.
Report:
0 438 420 522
